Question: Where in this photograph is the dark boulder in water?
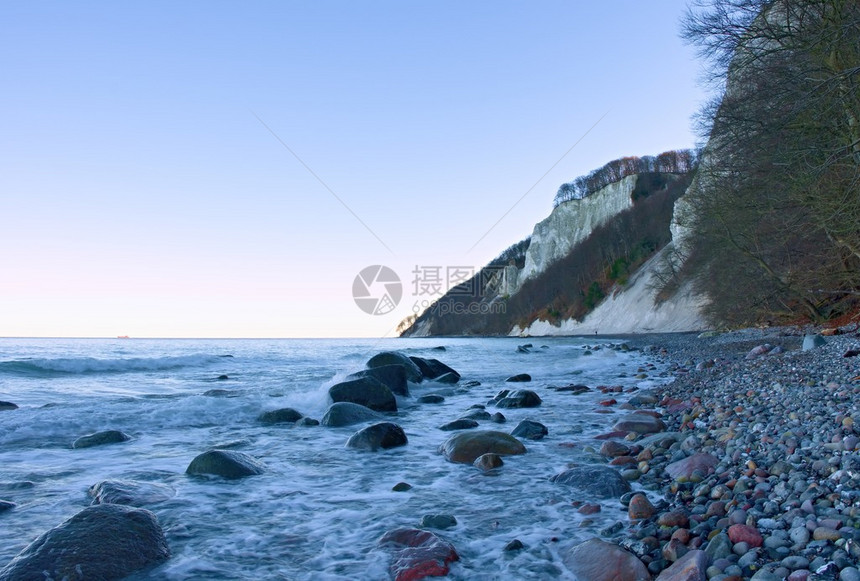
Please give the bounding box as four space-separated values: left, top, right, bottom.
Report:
378 528 459 581
494 389 542 409
329 377 397 412
433 372 459 384
473 453 504 471
295 417 319 427
417 394 445 404
439 419 479 431
409 357 460 382
186 449 265 479
367 352 423 383
258 407 304 424
320 402 383 427
0 503 169 581
460 409 491 421
439 430 526 464
72 430 132 449
88 479 176 507
349 364 410 396
216 374 229 380
510 419 548 440
420 514 457 530
505 373 531 382
0 401 18 411
346 422 407 451
550 465 631 499
0 500 16 512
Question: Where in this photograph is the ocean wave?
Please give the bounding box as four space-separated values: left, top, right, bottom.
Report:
0 354 225 376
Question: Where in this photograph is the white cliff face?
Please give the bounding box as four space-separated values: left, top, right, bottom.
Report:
510 245 707 336
517 175 638 287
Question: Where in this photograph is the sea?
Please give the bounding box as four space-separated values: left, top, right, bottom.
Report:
0 337 672 580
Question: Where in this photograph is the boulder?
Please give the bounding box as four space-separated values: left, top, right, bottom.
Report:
494 389 542 409
665 453 719 481
510 419 548 440
295 417 319 427
473 453 504 471
417 394 445 404
349 364 410 396
88 479 176 507
186 449 266 479
72 430 132 449
439 419 479 431
0 401 18 411
378 528 459 581
727 523 763 547
329 377 397 412
802 334 827 351
346 422 407 451
320 402 383 427
0 504 169 580
367 352 423 382
460 409 491 421
409 357 460 382
434 372 460 385
420 514 457 530
439 430 526 464
655 549 708 581
600 440 632 457
628 493 655 520
562 538 650 581
613 414 666 434
258 407 303 424
505 373 531 382
550 465 631 499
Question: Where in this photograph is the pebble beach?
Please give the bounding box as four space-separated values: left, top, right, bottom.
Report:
601 327 860 581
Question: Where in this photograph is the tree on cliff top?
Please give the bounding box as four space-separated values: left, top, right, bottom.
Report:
680 0 860 324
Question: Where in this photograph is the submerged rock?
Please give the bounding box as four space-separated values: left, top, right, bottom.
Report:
420 514 457 530
417 394 445 404
346 422 407 451
378 528 459 581
0 504 169 580
0 401 18 411
433 372 460 384
186 449 266 479
439 430 526 464
72 430 132 449
320 402 383 427
439 419 479 431
550 465 631 499
295 417 319 427
505 373 532 382
88 479 176 507
367 352 423 383
510 419 548 440
349 364 410 396
258 407 303 424
562 538 649 581
0 500 16 512
329 376 397 412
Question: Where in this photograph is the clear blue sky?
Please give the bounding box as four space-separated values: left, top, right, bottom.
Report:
0 1 705 338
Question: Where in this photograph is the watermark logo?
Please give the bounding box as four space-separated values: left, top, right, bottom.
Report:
352 265 402 315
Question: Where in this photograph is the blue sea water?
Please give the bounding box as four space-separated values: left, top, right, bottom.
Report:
0 337 671 580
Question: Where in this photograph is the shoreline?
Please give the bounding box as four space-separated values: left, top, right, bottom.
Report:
592 327 860 580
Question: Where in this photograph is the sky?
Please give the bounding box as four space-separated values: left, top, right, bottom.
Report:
0 1 706 338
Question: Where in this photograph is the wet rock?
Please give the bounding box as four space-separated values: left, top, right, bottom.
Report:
728 524 763 547
72 430 132 449
0 504 169 580
439 419 479 431
434 372 460 385
0 401 18 411
346 422 407 451
392 482 412 492
320 402 383 427
409 357 460 382
494 389 542 409
461 409 491 421
420 514 457 530
562 538 650 581
378 528 459 581
0 500 16 512
655 549 708 581
491 412 506 423
628 493 655 520
88 479 176 507
417 394 445 404
510 419 548 440
600 440 632 457
657 510 689 528
505 373 532 382
439 430 526 464
473 453 504 471
665 453 719 482
186 449 266 479
258 407 303 424
368 352 423 383
349 364 410 396
329 376 397 412
550 465 632 499
612 414 666 434
503 539 524 552
295 417 319 426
